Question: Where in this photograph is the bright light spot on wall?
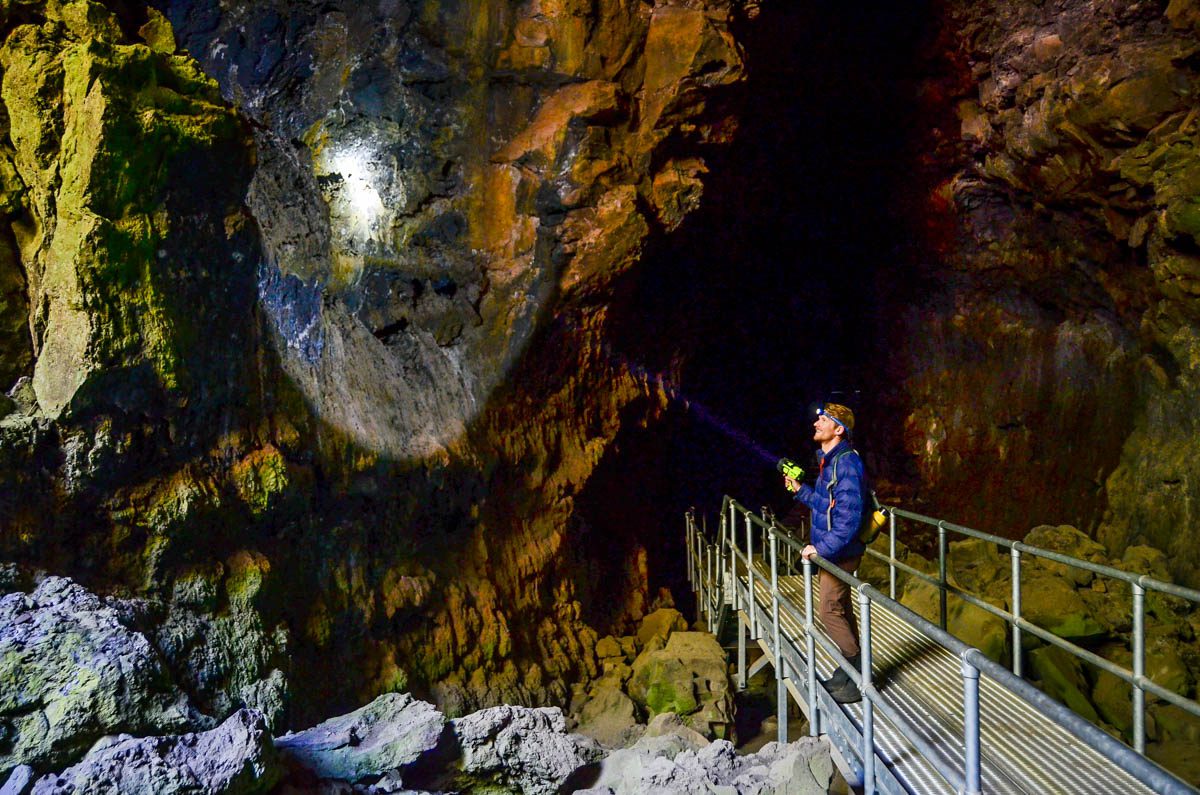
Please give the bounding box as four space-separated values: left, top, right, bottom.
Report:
329 148 386 236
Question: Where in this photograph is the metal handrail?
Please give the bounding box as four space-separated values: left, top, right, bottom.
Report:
879 504 1200 752
687 497 1198 795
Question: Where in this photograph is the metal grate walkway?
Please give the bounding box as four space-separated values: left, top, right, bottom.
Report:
687 498 1199 795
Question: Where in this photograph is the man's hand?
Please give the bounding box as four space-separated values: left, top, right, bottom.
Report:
801 544 818 561
784 476 800 493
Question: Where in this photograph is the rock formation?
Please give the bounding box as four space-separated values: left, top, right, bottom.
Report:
571 606 735 748
0 0 748 729
1 0 1200 784
872 0 1200 591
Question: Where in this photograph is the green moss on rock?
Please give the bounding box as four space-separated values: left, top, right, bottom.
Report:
0 0 251 418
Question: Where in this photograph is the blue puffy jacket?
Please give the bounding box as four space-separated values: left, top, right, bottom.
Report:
794 439 867 562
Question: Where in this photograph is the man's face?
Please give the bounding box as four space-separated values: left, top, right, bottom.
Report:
813 413 841 445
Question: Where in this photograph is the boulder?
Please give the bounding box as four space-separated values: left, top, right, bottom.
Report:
578 731 833 795
1090 644 1134 736
1148 740 1200 789
1122 547 1192 620
1029 644 1099 723
627 632 734 739
275 693 444 782
1144 630 1193 697
1019 574 1106 641
900 579 1009 663
1 767 33 795
596 636 624 660
1149 704 1200 745
635 609 688 649
576 684 644 749
948 538 1010 594
0 577 192 772
29 709 278 795
1024 525 1109 587
451 706 604 795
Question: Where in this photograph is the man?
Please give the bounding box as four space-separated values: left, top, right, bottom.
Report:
782 402 867 704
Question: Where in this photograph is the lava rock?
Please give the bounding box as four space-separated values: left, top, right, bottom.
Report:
634 608 688 650
577 721 833 795
0 766 33 795
28 709 278 795
451 705 604 795
275 693 444 783
576 684 644 750
627 632 734 739
0 577 192 772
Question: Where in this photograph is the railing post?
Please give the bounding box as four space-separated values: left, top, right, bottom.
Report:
728 515 737 614
1011 545 1022 676
860 589 875 795
803 557 819 737
772 528 787 745
938 520 948 631
691 516 700 590
961 655 982 795
1133 581 1146 754
706 541 714 632
737 609 747 690
888 510 897 600
747 511 757 639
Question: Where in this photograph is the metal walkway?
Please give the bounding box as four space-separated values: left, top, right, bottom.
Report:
686 497 1200 795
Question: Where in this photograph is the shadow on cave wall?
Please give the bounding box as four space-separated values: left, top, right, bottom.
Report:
572 0 934 608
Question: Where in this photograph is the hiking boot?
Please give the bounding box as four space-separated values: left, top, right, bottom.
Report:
821 668 849 690
830 679 862 704
821 654 861 691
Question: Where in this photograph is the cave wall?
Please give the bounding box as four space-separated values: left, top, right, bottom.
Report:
3 0 1200 743
0 0 751 729
871 0 1200 588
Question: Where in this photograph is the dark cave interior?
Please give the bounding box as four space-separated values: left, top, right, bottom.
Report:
574 0 935 625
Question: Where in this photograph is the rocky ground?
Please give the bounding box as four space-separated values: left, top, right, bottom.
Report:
0 572 832 795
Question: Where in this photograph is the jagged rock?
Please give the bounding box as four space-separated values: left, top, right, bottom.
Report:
1145 629 1194 697
1024 526 1109 587
1150 704 1200 745
451 706 604 795
153 555 291 732
29 709 278 795
596 636 624 660
576 684 644 750
627 632 734 739
948 538 1010 594
0 577 191 772
1091 643 1135 736
1 766 33 795
900 578 1009 663
1018 574 1106 641
577 729 833 795
275 694 444 783
1029 644 1099 724
634 609 688 649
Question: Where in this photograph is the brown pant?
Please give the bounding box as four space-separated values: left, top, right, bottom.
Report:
820 556 862 658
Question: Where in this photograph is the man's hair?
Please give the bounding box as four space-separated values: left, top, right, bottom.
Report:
820 403 855 437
